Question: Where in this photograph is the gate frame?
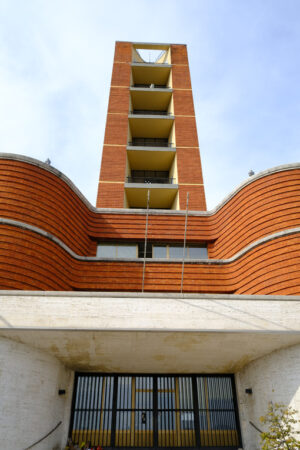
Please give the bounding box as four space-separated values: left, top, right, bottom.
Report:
68 373 243 450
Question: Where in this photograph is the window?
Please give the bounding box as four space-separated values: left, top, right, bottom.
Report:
97 243 137 258
152 244 208 259
97 243 208 259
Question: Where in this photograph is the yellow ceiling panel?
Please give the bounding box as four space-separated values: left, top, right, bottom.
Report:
129 117 174 138
132 65 171 85
131 90 172 110
127 150 175 170
125 186 178 209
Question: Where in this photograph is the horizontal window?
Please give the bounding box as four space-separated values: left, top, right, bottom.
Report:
153 244 208 259
97 243 137 258
97 243 208 259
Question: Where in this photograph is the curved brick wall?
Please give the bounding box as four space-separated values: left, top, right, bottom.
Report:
0 155 299 294
0 222 299 294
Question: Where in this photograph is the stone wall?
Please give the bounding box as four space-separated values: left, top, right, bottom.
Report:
236 343 300 450
0 337 73 450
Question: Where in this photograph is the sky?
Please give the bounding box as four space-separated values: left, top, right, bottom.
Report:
0 0 299 210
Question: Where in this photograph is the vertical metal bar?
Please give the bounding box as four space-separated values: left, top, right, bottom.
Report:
92 376 97 445
167 377 170 447
99 377 105 446
183 377 188 448
142 189 150 292
87 376 93 445
183 377 189 447
84 376 90 445
68 373 79 444
111 375 118 448
175 377 181 447
103 377 109 446
75 376 81 445
142 376 145 447
79 376 87 445
195 377 201 447
131 376 136 447
90 376 95 445
231 375 243 448
153 376 158 448
121 377 124 447
217 377 225 447
204 377 212 447
107 376 112 446
180 192 189 293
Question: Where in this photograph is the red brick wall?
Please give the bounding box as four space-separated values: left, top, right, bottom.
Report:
96 42 132 208
0 157 299 294
172 65 192 89
96 182 124 208
178 185 207 211
171 44 206 211
173 90 195 116
176 147 204 184
0 223 298 294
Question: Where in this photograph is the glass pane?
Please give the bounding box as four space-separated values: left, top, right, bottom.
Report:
153 245 167 258
180 411 194 430
118 244 137 258
97 244 116 257
169 246 187 259
188 246 208 259
207 377 235 409
117 376 132 409
158 392 175 409
178 377 193 410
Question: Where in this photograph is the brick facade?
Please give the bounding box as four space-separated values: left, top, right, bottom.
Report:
97 41 206 210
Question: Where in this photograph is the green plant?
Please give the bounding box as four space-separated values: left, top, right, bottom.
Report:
259 402 300 449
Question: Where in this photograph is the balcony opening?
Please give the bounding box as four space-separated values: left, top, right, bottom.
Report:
131 67 172 89
131 109 169 116
128 170 173 185
131 45 172 88
132 44 170 64
130 138 172 148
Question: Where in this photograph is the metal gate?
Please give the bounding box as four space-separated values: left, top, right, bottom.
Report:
69 374 242 449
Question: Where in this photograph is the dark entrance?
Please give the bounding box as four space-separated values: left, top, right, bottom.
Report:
69 374 242 449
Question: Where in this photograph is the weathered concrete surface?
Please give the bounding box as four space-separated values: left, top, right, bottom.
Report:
0 292 299 373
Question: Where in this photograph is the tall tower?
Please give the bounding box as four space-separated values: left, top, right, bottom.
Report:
97 42 206 210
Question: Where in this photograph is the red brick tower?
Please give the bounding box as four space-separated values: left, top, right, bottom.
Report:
97 41 206 211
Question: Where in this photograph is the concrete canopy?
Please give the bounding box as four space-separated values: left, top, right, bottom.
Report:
0 292 299 373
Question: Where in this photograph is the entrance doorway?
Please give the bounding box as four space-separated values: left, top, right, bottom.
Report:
69 374 241 449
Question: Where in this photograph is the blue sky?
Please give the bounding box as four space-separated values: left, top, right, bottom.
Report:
0 0 299 209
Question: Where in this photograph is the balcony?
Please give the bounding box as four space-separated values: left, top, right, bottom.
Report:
129 138 174 148
127 140 176 172
128 171 173 183
130 109 170 116
125 170 178 209
125 183 178 209
127 177 174 185
131 63 171 88
132 60 170 65
130 88 172 113
129 114 174 139
131 84 169 89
